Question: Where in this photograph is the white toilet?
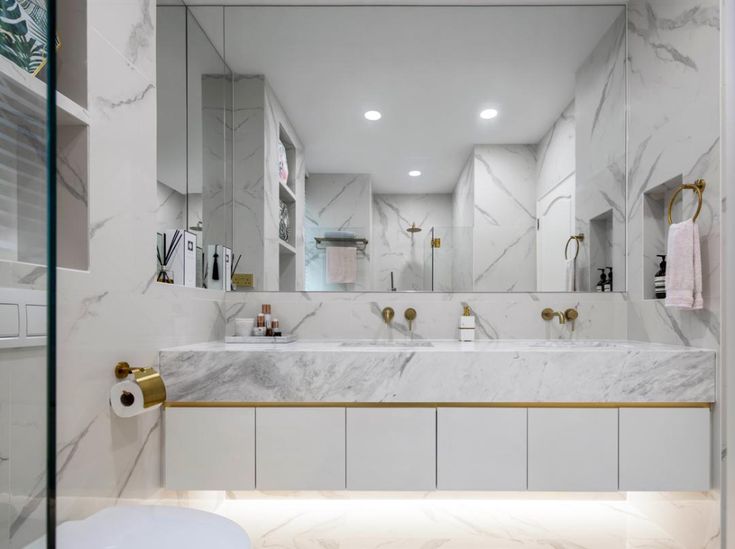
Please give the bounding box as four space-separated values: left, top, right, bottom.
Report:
29 506 251 548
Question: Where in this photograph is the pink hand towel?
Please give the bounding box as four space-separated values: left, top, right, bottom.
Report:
326 246 357 284
665 219 703 310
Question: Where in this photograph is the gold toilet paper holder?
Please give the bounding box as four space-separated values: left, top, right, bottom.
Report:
114 362 167 409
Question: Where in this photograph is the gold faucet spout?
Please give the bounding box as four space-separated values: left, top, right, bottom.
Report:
541 308 566 325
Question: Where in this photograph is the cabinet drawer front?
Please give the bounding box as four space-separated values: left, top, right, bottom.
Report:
437 408 527 490
619 408 710 491
347 408 436 490
165 407 255 490
257 407 346 490
528 408 618 491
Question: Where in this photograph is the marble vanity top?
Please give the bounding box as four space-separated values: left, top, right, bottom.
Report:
159 339 715 404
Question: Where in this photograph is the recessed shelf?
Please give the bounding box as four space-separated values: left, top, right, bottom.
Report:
279 181 296 204
0 56 90 127
279 240 296 254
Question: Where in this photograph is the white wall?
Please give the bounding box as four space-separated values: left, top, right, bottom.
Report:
372 194 453 291
305 174 372 291
56 0 227 524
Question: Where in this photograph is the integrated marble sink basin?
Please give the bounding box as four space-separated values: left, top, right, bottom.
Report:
159 339 716 404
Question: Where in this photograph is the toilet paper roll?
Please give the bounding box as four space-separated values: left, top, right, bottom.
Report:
110 380 161 418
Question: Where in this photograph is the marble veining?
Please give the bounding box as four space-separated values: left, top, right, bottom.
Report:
160 339 715 403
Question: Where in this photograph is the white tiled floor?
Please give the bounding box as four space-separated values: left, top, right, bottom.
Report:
118 492 718 549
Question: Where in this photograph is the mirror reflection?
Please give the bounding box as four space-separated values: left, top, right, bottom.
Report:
157 5 627 293
156 6 233 289
226 5 626 293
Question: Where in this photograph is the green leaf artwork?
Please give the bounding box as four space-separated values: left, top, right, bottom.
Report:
0 0 56 76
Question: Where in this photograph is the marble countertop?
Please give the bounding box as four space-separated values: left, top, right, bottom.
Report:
159 339 716 404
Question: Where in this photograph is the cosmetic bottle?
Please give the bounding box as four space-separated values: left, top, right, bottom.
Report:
596 269 607 292
655 255 667 298
605 267 613 292
253 313 266 336
459 306 475 342
272 319 282 337
262 304 272 336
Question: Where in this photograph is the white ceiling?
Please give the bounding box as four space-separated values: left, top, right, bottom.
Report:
217 5 622 193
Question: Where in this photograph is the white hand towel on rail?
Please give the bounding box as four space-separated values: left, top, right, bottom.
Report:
665 219 703 310
326 246 357 284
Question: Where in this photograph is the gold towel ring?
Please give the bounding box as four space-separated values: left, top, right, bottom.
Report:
564 234 585 260
668 179 706 224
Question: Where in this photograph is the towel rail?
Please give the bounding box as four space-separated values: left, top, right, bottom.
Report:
668 179 706 224
564 234 585 260
314 236 368 251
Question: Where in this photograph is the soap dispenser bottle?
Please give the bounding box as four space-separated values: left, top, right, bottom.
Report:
605 267 613 292
596 269 607 292
655 255 667 298
459 306 475 342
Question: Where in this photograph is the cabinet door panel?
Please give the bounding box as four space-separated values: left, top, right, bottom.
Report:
257 407 346 490
528 408 617 491
165 407 255 490
346 408 435 490
437 408 527 490
619 408 710 491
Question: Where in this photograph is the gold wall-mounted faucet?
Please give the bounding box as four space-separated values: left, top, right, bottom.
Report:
541 308 566 324
382 307 395 324
541 308 579 330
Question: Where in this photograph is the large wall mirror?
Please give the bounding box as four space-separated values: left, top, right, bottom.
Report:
156 4 626 293
157 5 233 289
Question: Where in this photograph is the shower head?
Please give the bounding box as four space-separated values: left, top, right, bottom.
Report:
407 222 422 233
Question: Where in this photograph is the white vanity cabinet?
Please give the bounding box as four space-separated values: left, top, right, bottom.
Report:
619 408 710 491
164 407 255 490
164 405 711 492
346 408 436 490
437 408 527 490
528 408 618 491
256 407 346 490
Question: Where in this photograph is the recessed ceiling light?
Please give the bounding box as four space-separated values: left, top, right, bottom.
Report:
408 170 422 177
364 110 382 121
480 108 499 120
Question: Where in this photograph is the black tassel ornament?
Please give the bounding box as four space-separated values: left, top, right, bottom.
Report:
212 245 220 281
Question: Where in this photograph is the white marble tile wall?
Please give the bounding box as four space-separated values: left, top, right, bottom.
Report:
304 174 372 291
225 291 627 341
626 0 720 349
535 101 575 200
575 11 626 292
155 181 185 234
451 157 474 292
233 75 266 289
472 145 537 292
264 80 305 290
372 194 453 291
54 0 228 529
625 0 721 547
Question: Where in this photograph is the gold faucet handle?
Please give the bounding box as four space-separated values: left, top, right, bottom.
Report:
541 308 555 321
404 307 417 331
564 308 579 332
382 307 395 324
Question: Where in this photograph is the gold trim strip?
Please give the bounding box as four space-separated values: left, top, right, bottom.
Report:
164 401 712 409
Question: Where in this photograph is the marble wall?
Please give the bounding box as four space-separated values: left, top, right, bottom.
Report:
225 291 627 342
625 0 721 546
451 157 474 292
233 76 305 291
304 174 372 291
53 0 228 528
575 11 626 293
472 145 538 292
372 194 453 291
